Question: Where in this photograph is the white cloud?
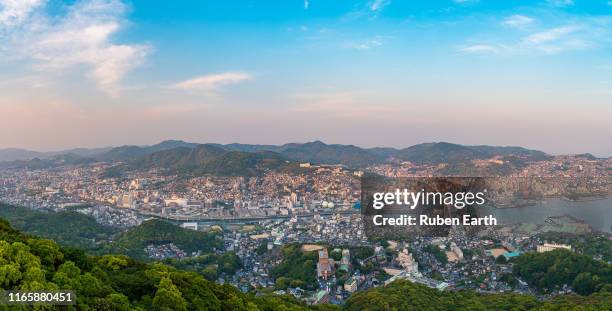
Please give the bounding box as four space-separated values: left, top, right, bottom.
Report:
343 0 390 20
522 25 579 44
460 23 596 56
502 15 535 29
0 0 149 94
459 44 498 53
170 72 252 91
347 38 383 50
369 0 390 12
0 0 43 27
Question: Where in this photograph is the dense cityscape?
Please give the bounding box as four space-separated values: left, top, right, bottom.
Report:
2 0 611 309
1 145 610 306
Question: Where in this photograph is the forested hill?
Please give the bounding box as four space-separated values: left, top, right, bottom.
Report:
129 144 297 176
0 203 119 250
1 218 611 310
0 203 225 260
0 218 314 310
101 219 223 260
344 279 611 311
1 140 552 170
392 142 551 164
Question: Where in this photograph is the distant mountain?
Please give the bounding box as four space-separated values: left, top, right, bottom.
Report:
1 140 553 171
96 140 199 162
133 144 225 170
2 141 388 167
277 141 384 167
394 142 550 164
216 143 282 153
148 139 200 151
574 153 600 160
218 141 385 167
469 145 551 160
49 146 113 157
0 148 45 162
0 146 110 162
0 153 95 170
216 141 550 167
366 147 400 159
0 158 51 170
96 145 152 162
1 141 295 175
130 144 295 176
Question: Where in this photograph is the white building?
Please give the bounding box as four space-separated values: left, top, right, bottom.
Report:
180 222 198 231
537 243 572 253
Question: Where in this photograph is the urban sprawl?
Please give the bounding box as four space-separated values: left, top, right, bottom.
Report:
0 154 610 305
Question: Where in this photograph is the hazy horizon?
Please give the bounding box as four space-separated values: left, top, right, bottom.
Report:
1 138 609 158
1 1 611 156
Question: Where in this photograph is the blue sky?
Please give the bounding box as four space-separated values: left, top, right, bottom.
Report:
0 0 611 156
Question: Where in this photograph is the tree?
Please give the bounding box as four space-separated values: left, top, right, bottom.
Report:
425 244 448 265
256 240 268 255
98 255 129 271
573 272 598 295
202 265 218 281
513 249 611 295
224 293 249 311
0 263 21 287
330 250 342 261
27 238 64 267
275 277 290 290
152 277 187 311
57 261 81 278
78 273 107 297
107 293 131 311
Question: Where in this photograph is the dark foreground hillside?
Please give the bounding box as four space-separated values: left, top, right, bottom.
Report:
1 218 610 310
0 218 314 310
345 280 611 311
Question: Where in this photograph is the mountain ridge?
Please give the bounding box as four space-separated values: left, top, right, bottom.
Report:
1 140 555 170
